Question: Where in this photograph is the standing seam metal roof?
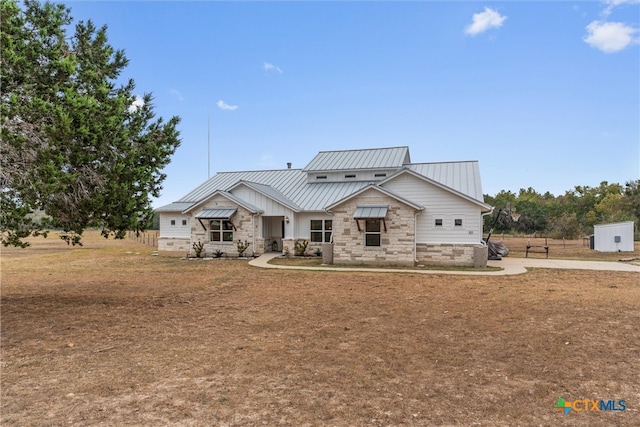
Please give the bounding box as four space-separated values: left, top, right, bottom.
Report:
159 148 485 213
407 162 484 203
303 146 410 171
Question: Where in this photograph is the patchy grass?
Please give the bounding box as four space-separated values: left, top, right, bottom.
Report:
1 231 639 426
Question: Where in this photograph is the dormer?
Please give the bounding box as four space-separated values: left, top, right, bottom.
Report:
303 146 411 183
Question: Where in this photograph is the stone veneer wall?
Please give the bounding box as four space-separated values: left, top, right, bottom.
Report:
190 197 260 257
331 192 416 266
158 237 190 253
415 243 482 267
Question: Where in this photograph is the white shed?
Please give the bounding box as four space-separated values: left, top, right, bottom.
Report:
593 221 635 252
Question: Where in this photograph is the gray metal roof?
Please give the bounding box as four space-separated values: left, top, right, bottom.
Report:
231 180 302 212
171 148 486 213
407 161 485 203
178 169 307 204
326 183 425 212
353 205 389 219
303 146 410 172
195 207 237 219
155 202 195 212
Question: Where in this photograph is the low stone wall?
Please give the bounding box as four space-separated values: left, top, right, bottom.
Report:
158 237 190 253
416 243 484 267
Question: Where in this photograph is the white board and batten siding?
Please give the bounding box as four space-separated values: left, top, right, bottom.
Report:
594 221 634 252
231 185 290 216
159 213 191 238
295 212 334 241
382 173 482 244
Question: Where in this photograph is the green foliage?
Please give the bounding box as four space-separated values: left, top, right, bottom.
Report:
484 180 640 239
0 0 181 247
213 249 224 258
236 240 250 257
192 240 204 258
294 240 308 256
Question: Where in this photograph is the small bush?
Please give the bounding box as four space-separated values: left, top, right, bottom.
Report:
192 240 204 258
236 240 250 257
213 249 224 258
294 240 308 256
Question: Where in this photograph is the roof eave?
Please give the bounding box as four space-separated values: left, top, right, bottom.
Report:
325 184 424 212
381 167 491 211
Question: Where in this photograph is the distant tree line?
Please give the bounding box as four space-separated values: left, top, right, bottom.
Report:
483 180 640 240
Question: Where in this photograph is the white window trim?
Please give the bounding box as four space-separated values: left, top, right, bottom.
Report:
209 219 234 242
310 219 333 243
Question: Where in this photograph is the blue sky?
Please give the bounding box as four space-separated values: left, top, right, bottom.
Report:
65 0 639 208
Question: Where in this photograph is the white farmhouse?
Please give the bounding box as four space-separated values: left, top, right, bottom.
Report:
156 146 492 266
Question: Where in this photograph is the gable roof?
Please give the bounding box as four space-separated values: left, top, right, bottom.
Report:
157 147 489 214
303 146 410 172
382 166 491 212
183 190 263 214
407 161 485 203
229 180 302 212
326 184 424 212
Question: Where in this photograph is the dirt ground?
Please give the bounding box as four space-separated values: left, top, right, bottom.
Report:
1 231 639 426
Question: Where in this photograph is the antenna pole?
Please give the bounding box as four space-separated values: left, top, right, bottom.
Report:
207 115 211 178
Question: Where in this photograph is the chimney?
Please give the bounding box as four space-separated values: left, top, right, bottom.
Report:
287 162 292 169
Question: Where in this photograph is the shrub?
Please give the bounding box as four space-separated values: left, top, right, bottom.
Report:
236 240 250 257
192 240 204 258
294 240 308 256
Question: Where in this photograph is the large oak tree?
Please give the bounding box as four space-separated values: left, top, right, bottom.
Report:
1 0 181 246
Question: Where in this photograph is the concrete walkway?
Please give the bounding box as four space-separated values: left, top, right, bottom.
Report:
248 253 640 276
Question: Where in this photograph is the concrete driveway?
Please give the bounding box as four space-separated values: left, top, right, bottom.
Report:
249 253 640 276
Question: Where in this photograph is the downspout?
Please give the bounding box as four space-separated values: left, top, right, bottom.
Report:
251 214 256 255
414 211 419 263
481 208 496 243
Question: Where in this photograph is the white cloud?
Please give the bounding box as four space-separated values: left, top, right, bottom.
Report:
128 95 144 113
584 20 638 53
263 62 283 74
465 7 507 36
170 89 184 101
216 99 239 111
601 0 640 18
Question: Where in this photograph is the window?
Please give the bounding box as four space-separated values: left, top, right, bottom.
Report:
210 219 234 242
182 219 188 226
365 219 381 246
435 218 443 227
374 173 387 178
316 175 327 180
310 219 333 243
345 174 356 179
454 218 463 227
170 219 176 226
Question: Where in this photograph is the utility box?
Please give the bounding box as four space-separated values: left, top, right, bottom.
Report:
593 222 634 252
322 243 333 264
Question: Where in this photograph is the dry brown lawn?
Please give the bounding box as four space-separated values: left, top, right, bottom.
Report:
1 231 639 426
